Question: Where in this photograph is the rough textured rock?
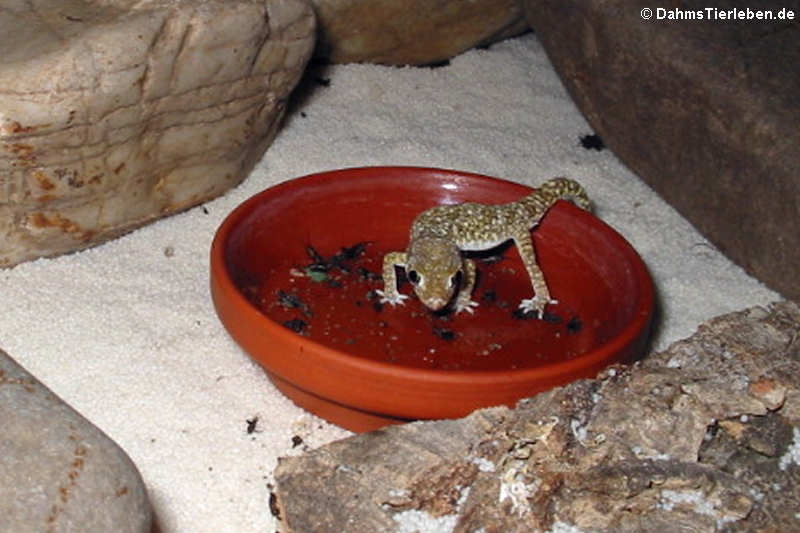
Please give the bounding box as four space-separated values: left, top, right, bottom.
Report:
308 0 528 65
0 349 151 533
274 301 800 532
520 0 800 302
0 0 315 266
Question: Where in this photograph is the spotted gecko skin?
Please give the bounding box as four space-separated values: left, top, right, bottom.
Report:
376 177 590 315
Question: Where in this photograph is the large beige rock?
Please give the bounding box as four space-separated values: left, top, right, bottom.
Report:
309 0 528 65
0 0 315 266
1 349 151 533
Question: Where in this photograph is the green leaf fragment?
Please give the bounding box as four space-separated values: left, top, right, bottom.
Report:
305 268 329 282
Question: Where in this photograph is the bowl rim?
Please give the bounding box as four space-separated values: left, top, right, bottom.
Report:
211 166 655 387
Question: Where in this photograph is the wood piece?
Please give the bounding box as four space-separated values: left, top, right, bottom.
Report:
308 0 528 65
275 302 800 532
520 0 800 301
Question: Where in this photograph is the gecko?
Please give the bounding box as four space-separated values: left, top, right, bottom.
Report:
375 177 590 316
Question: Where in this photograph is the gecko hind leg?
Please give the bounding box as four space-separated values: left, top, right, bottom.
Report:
513 232 556 316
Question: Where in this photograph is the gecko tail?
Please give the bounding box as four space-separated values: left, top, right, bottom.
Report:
538 177 591 211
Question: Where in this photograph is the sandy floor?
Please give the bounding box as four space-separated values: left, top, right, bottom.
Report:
0 33 779 532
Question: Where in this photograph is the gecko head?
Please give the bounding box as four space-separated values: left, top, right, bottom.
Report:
406 238 464 311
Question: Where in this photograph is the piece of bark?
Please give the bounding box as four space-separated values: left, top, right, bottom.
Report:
0 0 315 267
274 301 800 532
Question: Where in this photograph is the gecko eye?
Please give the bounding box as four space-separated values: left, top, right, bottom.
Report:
449 270 463 288
407 270 421 285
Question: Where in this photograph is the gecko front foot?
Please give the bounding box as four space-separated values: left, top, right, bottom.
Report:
375 290 409 307
454 299 479 315
518 296 558 317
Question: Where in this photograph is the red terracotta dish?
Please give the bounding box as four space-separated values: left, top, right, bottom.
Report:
210 167 654 432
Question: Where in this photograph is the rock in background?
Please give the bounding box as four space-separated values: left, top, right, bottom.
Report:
0 0 315 266
0 349 152 533
521 0 800 301
274 301 800 532
308 0 528 65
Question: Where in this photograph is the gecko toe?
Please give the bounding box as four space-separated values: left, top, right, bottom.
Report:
455 300 479 315
376 290 408 306
519 297 550 315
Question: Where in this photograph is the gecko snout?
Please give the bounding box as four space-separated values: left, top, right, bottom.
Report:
408 271 458 311
421 296 449 311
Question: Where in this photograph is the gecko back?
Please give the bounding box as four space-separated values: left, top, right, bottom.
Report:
377 176 591 316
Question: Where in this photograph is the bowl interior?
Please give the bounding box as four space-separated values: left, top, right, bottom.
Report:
222 167 653 375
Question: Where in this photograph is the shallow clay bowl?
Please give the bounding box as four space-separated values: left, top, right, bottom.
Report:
210 167 654 432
